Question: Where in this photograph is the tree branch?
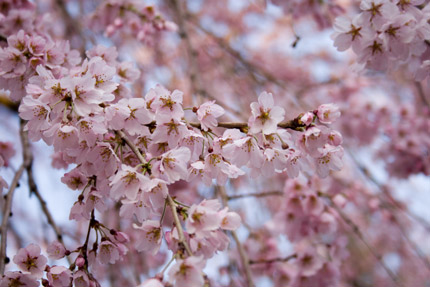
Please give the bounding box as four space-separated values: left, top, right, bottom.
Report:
189 118 306 131
168 0 206 103
249 253 297 265
216 186 255 287
227 190 283 200
25 154 72 264
166 195 193 256
0 120 31 275
328 199 404 287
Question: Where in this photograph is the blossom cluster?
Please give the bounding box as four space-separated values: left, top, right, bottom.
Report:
379 105 430 178
89 0 177 44
272 0 344 29
4 40 343 284
0 1 352 285
332 0 430 78
0 29 81 101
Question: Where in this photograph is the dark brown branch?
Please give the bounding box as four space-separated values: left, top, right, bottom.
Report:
0 120 31 275
25 154 72 264
188 118 306 131
249 253 297 265
228 191 283 200
0 163 25 275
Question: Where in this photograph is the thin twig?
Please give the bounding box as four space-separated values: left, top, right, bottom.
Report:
216 186 255 287
329 200 404 287
117 130 147 164
169 0 206 103
166 195 193 256
392 214 430 272
189 18 287 90
249 253 297 265
26 159 72 264
54 0 86 54
144 119 305 131
0 120 31 275
347 152 430 271
228 190 283 200
0 163 25 275
348 151 430 232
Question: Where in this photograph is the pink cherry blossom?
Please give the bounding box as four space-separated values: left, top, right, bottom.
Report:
47 266 72 287
47 241 67 260
168 256 205 287
13 244 47 277
332 15 367 53
196 100 225 131
0 141 15 167
73 270 90 287
152 89 184 123
133 220 162 254
158 147 191 183
0 271 39 287
185 199 223 236
109 164 149 200
248 91 285 135
97 240 121 264
315 145 344 178
219 208 242 230
316 103 340 124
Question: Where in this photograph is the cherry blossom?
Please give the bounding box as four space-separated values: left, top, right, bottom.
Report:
133 220 162 254
12 244 47 277
0 1 428 287
248 91 285 135
195 100 225 131
168 256 205 287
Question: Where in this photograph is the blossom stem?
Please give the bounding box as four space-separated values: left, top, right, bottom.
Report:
117 130 147 164
81 210 95 269
159 199 168 225
159 253 177 276
166 195 193 256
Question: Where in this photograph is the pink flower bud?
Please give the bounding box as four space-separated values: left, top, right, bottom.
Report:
76 256 85 268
